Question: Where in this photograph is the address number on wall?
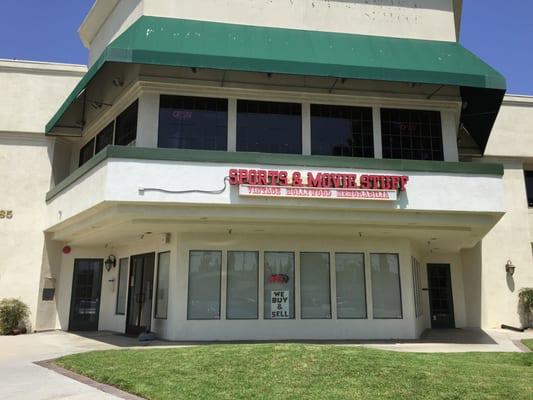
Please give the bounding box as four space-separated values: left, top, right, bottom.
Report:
0 210 13 219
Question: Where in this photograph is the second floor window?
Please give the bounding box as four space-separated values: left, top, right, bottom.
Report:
95 122 114 154
311 104 374 158
381 108 444 161
158 95 228 151
115 100 138 146
237 100 302 154
525 171 533 207
78 138 95 167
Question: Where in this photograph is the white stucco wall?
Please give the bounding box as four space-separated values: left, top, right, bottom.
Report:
55 232 423 340
82 0 459 66
0 61 85 330
478 96 533 329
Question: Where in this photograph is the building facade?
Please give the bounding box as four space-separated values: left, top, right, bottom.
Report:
1 0 532 341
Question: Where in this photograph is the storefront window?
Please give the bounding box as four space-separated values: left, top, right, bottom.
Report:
187 251 221 320
115 257 128 315
155 252 170 319
412 257 423 318
525 171 533 207
237 100 302 154
264 252 295 319
115 100 138 146
371 254 403 319
78 138 94 167
311 104 374 158
158 95 228 151
381 108 443 161
335 253 367 319
227 251 259 319
300 252 331 319
95 122 114 154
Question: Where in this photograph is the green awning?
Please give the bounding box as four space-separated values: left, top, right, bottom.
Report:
46 16 506 151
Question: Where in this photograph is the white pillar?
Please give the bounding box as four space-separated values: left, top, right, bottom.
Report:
302 103 311 155
227 98 237 151
372 106 383 159
441 110 459 162
135 92 160 148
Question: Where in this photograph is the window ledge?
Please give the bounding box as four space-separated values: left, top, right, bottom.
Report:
46 146 504 202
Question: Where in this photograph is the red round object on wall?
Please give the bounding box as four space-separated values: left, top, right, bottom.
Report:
62 246 71 254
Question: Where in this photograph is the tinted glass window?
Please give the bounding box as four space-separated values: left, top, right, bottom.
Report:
371 253 402 319
237 100 302 154
227 252 258 319
115 100 138 146
158 95 228 151
79 138 94 167
264 252 295 319
525 171 533 207
381 108 443 161
95 122 114 154
187 251 221 320
300 253 331 319
311 104 374 157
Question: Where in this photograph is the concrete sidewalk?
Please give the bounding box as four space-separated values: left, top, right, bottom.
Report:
0 331 121 400
0 329 531 400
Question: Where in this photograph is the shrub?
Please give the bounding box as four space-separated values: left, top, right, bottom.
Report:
519 288 533 327
0 298 30 335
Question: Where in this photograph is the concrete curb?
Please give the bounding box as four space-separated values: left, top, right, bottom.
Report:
34 360 145 400
512 340 532 353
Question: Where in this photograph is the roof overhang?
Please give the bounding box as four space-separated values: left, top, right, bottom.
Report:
47 16 506 152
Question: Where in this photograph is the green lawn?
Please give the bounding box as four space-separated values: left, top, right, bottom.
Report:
55 344 533 400
524 339 533 351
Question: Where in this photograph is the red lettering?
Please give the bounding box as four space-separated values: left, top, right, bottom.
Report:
229 169 239 185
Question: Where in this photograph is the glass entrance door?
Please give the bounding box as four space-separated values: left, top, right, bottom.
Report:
69 259 103 331
427 264 455 329
126 253 155 335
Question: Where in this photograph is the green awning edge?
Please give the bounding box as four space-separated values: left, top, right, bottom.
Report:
46 15 506 134
46 146 504 202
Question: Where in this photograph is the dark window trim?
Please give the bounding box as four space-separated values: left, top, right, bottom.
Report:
335 252 368 320
115 257 128 315
154 251 171 320
299 252 332 320
226 251 259 320
264 251 296 320
524 170 533 208
95 121 116 154
370 253 403 320
78 138 95 167
186 250 222 321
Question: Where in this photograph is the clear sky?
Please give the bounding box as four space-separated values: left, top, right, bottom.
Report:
0 0 531 95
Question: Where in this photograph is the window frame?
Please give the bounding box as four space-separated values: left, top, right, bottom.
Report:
154 251 171 320
115 257 128 316
370 253 403 320
78 138 95 167
95 121 115 154
187 250 222 321
380 108 444 161
264 251 296 320
310 103 374 158
335 252 368 320
300 252 332 320
226 251 260 320
236 99 303 155
114 100 139 147
158 94 229 151
525 170 533 208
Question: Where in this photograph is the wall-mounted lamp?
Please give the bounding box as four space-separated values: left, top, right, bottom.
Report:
104 255 117 272
505 260 516 276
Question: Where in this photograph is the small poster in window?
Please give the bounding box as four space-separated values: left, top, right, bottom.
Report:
271 290 290 319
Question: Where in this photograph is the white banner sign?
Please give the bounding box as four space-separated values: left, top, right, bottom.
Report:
271 290 290 319
240 185 397 201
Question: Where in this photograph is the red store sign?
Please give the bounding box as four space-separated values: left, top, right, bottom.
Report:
229 169 409 202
